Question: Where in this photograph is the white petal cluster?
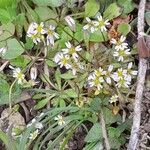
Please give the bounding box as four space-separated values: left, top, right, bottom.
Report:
109 95 119 103
27 22 59 46
83 15 110 33
111 35 131 62
88 62 138 91
112 68 130 88
54 115 65 126
54 41 83 75
12 67 25 84
88 67 107 92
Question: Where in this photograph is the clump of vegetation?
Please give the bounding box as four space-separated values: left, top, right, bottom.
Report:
0 0 146 149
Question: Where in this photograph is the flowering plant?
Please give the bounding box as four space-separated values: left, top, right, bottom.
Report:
0 0 140 149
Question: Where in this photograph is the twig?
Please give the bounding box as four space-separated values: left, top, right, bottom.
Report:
128 0 147 149
99 110 110 150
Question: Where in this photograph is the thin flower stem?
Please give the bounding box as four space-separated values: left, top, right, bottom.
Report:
9 79 17 110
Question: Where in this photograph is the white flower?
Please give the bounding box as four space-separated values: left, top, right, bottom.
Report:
13 68 25 84
109 95 119 103
104 65 113 84
88 74 104 90
113 48 130 62
46 25 59 46
0 47 6 56
54 115 65 126
30 67 37 80
62 41 82 61
125 62 138 81
27 33 43 45
111 35 128 50
29 129 39 140
83 17 97 33
93 15 110 32
54 53 71 69
28 22 46 35
27 22 46 44
116 78 130 88
94 67 106 77
65 16 76 31
112 68 127 82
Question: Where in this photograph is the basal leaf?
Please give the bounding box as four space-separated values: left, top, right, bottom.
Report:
3 38 24 60
103 3 121 20
85 123 102 142
117 23 131 36
85 0 100 17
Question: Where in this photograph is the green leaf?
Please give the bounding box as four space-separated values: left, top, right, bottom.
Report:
25 37 34 50
55 69 61 90
85 0 100 17
108 127 122 138
61 27 73 41
85 123 102 142
90 97 102 112
145 12 150 26
59 99 66 107
117 23 131 36
0 0 17 9
60 71 76 80
46 59 57 67
117 0 135 14
74 24 84 42
64 89 78 98
102 107 121 124
0 6 17 23
10 55 30 68
0 130 9 149
32 0 64 7
85 51 93 62
103 3 121 20
34 98 50 109
15 13 26 26
90 30 108 42
0 22 15 41
34 6 57 21
3 38 24 60
0 76 10 94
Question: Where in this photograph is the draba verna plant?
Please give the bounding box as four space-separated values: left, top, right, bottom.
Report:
0 0 141 149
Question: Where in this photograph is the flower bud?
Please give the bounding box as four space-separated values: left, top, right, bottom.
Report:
65 16 76 31
30 67 37 80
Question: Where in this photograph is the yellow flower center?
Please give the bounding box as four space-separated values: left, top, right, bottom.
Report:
48 30 54 36
95 70 103 77
118 50 125 56
69 47 75 55
61 57 68 65
94 78 100 85
17 73 24 79
118 71 123 77
36 25 42 33
99 21 105 27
